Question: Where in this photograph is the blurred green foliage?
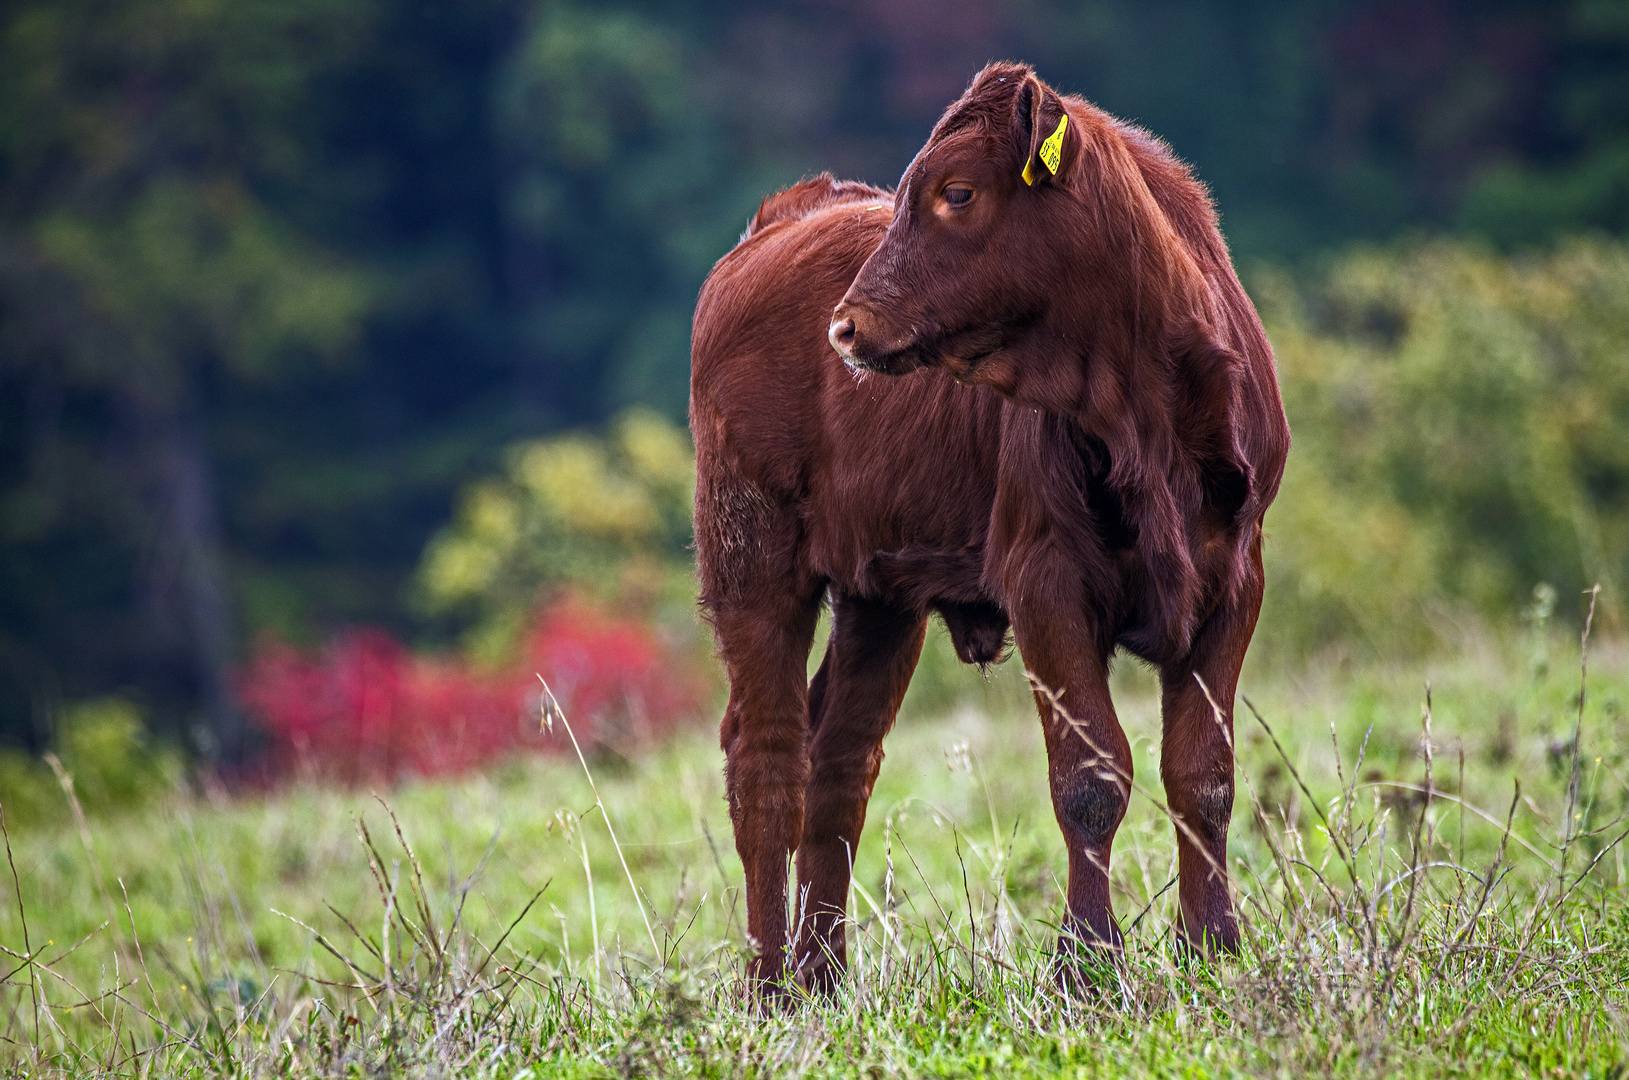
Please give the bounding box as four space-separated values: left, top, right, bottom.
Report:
1259 239 1629 656
494 5 757 418
35 182 372 389
0 0 376 394
0 697 180 824
417 409 696 663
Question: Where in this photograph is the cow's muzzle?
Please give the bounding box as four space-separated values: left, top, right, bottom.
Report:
828 302 920 375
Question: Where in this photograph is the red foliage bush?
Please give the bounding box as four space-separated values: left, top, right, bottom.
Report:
237 595 709 785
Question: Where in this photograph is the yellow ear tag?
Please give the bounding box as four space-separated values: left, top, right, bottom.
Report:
1022 113 1069 187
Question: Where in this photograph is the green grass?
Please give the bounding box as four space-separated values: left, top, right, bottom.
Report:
3 623 1629 1077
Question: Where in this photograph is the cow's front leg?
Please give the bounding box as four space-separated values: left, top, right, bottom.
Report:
1158 531 1265 956
1012 602 1130 961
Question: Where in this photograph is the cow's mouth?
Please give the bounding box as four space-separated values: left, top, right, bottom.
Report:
843 343 925 375
830 312 1008 378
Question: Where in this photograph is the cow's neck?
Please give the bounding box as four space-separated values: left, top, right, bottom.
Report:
1066 319 1227 657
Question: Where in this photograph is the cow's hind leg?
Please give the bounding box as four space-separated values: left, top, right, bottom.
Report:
714 586 824 998
1158 532 1265 955
794 593 926 994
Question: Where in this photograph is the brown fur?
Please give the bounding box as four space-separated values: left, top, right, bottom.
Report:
691 64 1290 998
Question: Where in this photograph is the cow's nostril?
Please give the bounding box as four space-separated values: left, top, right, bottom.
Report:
829 317 856 353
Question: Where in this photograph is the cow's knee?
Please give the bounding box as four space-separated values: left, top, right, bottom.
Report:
1055 768 1129 848
1168 769 1233 843
1194 776 1234 835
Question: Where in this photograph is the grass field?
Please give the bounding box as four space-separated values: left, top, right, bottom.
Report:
3 620 1629 1077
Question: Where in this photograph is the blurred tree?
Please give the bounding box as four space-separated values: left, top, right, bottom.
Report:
0 0 376 757
493 2 768 418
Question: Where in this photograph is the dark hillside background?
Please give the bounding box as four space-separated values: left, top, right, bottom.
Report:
2 0 1626 752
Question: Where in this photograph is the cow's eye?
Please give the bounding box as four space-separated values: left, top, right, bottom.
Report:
941 184 975 208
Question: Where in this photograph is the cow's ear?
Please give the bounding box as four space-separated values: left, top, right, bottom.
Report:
1014 74 1071 187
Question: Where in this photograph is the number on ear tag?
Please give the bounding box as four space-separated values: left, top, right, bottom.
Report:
1022 113 1069 187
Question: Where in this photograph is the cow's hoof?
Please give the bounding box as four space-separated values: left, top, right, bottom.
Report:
746 955 797 1014
1051 931 1123 1001
795 951 844 999
1173 923 1241 964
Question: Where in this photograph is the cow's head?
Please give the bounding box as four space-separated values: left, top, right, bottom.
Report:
829 64 1187 412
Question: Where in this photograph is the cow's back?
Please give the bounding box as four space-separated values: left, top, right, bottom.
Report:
691 177 1004 610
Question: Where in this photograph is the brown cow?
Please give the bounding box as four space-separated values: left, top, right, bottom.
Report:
690 62 1289 998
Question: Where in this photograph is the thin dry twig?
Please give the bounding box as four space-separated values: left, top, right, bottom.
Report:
1560 584 1601 888
1028 672 1228 886
540 675 661 961
0 802 38 1050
